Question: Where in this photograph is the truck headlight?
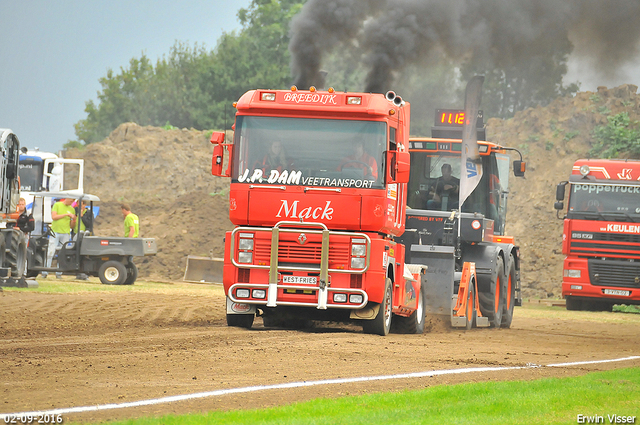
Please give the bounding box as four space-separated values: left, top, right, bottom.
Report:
349 294 364 304
252 289 266 299
351 257 365 269
564 269 580 278
333 293 347 303
236 288 250 298
239 238 254 250
238 252 253 264
351 244 366 257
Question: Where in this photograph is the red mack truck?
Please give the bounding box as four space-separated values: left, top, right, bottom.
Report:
555 159 640 311
211 87 422 335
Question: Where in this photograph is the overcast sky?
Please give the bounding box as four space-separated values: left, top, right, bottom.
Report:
1 1 639 154
0 0 251 153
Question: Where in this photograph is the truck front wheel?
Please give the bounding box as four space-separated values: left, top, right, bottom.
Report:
98 261 127 285
363 278 393 336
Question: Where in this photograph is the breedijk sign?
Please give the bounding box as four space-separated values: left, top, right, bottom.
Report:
282 93 337 105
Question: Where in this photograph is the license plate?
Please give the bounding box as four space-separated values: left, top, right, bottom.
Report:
603 289 631 297
282 276 317 284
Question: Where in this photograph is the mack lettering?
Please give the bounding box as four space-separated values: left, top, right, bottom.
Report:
276 200 334 220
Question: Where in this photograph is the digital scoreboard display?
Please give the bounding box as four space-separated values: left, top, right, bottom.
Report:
435 109 484 128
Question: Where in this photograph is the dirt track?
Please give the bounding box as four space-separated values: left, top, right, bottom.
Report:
1 281 640 424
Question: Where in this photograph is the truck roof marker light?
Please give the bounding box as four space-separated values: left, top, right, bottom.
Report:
261 92 276 101
328 87 335 93
347 96 362 105
309 86 316 92
291 86 298 91
389 109 396 115
233 102 238 108
580 165 590 177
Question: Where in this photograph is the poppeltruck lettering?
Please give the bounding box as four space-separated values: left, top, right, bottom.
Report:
573 184 640 194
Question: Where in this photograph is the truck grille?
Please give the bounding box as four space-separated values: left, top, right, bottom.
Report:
588 259 640 288
570 232 640 259
254 239 350 264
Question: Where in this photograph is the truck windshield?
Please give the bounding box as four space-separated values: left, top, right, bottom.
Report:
568 183 640 221
232 116 386 189
18 159 43 192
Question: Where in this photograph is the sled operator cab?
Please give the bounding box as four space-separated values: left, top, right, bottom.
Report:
399 109 526 329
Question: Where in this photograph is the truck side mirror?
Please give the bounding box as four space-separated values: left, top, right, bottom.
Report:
555 181 567 201
395 151 410 184
554 201 564 211
513 160 526 177
210 131 232 177
210 131 225 145
212 144 225 176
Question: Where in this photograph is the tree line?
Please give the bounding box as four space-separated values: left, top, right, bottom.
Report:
70 0 580 147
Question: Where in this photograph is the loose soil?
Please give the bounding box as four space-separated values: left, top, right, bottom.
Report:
1 283 639 423
3 85 640 423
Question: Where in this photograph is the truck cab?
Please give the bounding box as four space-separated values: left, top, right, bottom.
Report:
399 109 525 328
212 87 422 335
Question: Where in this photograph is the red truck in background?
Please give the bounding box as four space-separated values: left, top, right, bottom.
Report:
210 87 423 335
555 159 640 311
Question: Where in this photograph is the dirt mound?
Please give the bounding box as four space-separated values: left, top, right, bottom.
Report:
63 84 640 295
64 124 233 281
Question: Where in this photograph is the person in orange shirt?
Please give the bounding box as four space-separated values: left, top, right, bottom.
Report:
338 141 378 179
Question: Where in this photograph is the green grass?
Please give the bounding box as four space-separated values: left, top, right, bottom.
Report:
77 368 640 425
2 277 224 296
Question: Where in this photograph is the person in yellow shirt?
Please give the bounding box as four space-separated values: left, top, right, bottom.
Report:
44 198 75 279
121 203 139 238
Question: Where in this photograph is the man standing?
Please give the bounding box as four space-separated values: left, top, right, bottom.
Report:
44 198 75 279
121 203 139 238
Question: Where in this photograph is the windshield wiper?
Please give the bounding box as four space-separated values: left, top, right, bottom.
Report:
600 211 640 222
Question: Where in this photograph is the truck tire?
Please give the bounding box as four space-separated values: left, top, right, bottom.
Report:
464 279 476 331
5 230 26 278
478 256 505 328
393 284 426 334
565 296 583 311
363 278 393 336
124 262 138 285
501 256 517 328
98 261 127 285
226 313 254 329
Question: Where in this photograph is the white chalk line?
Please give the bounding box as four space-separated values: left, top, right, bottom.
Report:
2 355 638 419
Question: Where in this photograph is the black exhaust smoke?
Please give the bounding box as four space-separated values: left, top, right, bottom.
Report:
288 0 640 92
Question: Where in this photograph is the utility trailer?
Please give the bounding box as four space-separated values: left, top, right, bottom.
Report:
26 192 157 285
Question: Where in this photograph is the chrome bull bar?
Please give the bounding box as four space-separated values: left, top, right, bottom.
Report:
230 221 371 309
228 282 369 309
